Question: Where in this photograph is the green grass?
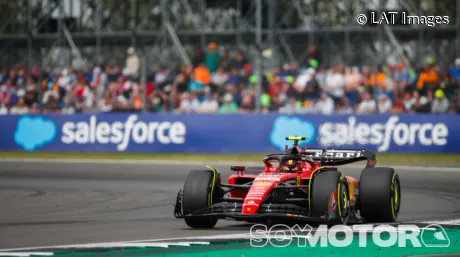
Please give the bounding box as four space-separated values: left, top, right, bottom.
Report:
0 151 459 166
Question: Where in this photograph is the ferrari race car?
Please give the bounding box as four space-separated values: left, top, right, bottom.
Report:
174 136 401 228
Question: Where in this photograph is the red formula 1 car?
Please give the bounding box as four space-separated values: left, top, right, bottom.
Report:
174 136 401 228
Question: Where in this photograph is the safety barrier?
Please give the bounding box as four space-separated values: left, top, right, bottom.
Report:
1 113 459 153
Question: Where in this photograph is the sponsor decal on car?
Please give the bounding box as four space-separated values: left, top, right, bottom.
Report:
254 181 272 187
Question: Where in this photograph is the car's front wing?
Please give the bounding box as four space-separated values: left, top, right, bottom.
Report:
174 191 333 222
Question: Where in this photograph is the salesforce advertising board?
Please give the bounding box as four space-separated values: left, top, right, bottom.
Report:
0 113 458 153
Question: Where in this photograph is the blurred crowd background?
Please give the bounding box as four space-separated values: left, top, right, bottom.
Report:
1 0 459 116
1 43 459 115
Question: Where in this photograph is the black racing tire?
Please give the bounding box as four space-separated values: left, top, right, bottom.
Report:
359 167 401 223
311 170 350 225
182 169 219 228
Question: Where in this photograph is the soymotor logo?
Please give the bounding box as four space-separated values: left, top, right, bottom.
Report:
14 115 186 151
250 224 450 248
319 116 448 151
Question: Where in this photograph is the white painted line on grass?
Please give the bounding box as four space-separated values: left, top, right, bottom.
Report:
0 239 221 253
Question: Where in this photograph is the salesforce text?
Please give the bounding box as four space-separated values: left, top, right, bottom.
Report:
61 115 186 151
319 116 448 152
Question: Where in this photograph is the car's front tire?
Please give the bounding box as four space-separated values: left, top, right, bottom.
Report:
182 169 219 228
311 170 350 225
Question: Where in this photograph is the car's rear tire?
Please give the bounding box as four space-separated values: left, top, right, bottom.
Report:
311 170 350 225
182 169 219 228
359 167 401 222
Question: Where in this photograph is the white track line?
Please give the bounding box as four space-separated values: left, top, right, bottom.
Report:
415 219 460 225
0 253 53 257
0 158 459 172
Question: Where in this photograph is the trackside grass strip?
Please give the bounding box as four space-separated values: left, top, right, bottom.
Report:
0 152 459 167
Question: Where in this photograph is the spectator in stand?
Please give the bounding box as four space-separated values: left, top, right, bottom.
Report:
377 94 392 113
315 93 334 115
413 90 432 113
449 58 460 82
232 52 246 70
0 68 7 84
315 66 327 89
279 97 301 114
388 93 404 113
304 72 321 101
10 97 28 114
270 94 285 112
174 72 190 93
344 66 361 106
359 66 371 87
154 65 170 88
91 66 105 104
197 93 219 113
239 90 255 112
416 58 440 94
337 97 353 114
293 67 315 100
394 61 409 94
205 42 220 73
324 65 345 102
131 86 143 111
125 47 140 82
42 78 59 107
431 89 449 113
61 98 75 114
268 76 286 99
178 92 200 113
23 79 38 107
0 102 7 114
306 44 321 67
192 62 211 89
107 65 121 90
356 91 376 114
0 84 11 109
219 93 238 114
368 66 387 97
402 91 416 112
259 90 271 113
211 67 228 88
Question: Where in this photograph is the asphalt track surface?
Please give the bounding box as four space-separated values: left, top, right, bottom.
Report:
1 160 460 249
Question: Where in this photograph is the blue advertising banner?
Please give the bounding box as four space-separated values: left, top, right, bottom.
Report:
0 113 459 153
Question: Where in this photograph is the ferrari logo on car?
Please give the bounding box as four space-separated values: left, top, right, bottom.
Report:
247 207 251 211
288 160 293 164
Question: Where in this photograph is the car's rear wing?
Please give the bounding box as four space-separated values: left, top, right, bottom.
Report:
301 148 377 167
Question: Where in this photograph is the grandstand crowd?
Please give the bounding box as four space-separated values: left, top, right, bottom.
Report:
1 43 460 115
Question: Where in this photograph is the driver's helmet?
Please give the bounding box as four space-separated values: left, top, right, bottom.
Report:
281 159 301 172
